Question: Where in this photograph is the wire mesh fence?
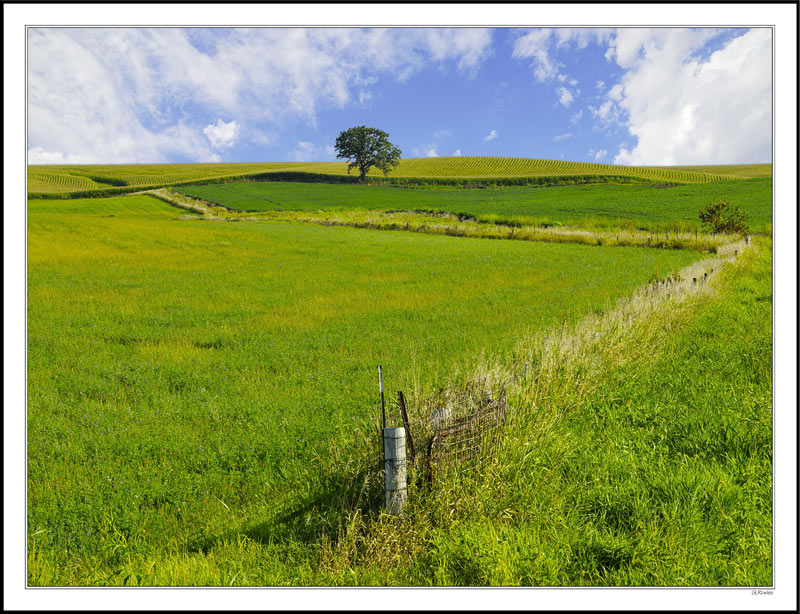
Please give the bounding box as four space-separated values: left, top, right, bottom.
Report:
396 376 512 484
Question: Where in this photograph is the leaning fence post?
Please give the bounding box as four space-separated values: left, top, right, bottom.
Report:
383 427 407 515
397 391 415 463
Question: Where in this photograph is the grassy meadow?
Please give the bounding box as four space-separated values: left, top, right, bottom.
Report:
176 177 772 233
26 157 772 587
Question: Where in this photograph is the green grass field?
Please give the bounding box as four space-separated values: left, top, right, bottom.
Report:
27 193 714 585
176 177 772 233
26 155 772 587
27 157 772 196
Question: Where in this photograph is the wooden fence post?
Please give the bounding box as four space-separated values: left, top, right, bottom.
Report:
383 427 407 515
397 391 415 463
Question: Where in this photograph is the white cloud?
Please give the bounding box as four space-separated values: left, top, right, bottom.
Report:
433 129 451 139
290 141 336 162
483 129 498 142
570 110 583 124
512 29 560 81
592 149 608 161
511 27 771 165
26 29 222 164
27 27 493 163
425 148 438 157
27 147 90 165
513 28 611 81
606 28 772 165
248 129 276 146
553 132 573 141
589 100 616 121
203 119 240 149
557 86 574 107
452 149 462 156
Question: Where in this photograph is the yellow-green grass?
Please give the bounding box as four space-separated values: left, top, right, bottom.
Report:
28 158 771 196
651 164 773 179
27 194 706 585
26 162 327 195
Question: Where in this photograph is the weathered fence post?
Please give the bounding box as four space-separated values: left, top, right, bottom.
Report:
397 391 415 463
745 235 750 245
383 427 407 515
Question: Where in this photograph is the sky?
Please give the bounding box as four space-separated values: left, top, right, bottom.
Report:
26 26 773 167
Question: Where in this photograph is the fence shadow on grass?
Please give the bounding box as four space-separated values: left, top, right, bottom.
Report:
241 461 385 549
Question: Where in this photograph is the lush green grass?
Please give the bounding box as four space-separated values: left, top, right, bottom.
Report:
283 238 772 586
176 177 772 233
501 240 773 586
28 158 770 196
27 194 707 585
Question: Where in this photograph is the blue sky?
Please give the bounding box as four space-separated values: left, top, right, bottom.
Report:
27 27 773 166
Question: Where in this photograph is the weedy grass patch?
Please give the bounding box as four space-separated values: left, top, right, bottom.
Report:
27 194 709 585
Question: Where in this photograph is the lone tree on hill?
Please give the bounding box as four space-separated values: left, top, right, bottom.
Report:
334 126 402 181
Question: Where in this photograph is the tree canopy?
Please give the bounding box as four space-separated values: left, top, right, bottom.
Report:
334 126 402 181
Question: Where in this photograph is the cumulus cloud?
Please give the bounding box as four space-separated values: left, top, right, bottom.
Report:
512 28 614 104
553 132 573 141
483 129 498 142
452 149 462 156
27 147 90 165
290 141 336 162
425 148 438 157
570 110 583 124
589 148 608 161
203 119 240 149
512 29 560 81
27 27 493 163
608 28 772 165
511 27 772 165
557 86 574 107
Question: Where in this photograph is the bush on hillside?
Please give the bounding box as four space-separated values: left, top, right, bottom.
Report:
699 200 750 235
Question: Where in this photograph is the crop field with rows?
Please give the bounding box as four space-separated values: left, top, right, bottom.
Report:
26 162 325 195
27 157 769 196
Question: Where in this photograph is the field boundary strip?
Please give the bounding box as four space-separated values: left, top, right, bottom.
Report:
146 188 744 254
458 235 752 422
